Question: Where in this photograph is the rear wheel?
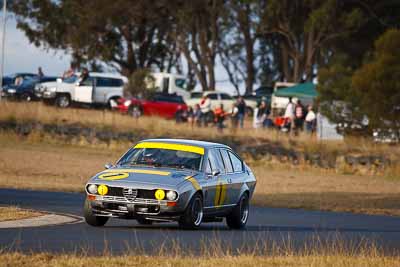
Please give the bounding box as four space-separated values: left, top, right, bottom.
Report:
84 198 109 227
226 193 249 229
179 192 203 229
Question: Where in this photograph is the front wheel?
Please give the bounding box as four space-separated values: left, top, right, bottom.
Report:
55 94 71 108
179 192 203 229
84 198 109 227
226 193 249 229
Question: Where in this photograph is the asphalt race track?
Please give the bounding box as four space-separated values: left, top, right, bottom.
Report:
1 188 400 254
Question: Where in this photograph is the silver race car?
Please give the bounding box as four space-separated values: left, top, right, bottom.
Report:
84 139 256 229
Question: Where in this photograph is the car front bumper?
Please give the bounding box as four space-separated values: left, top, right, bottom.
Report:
87 194 184 221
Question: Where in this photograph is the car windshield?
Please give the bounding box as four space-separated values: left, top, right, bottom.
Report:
117 148 203 171
63 75 78 84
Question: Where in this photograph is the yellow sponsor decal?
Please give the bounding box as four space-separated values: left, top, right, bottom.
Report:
134 142 205 155
97 184 108 195
99 169 170 180
214 180 227 206
155 189 165 200
185 175 201 191
99 172 129 180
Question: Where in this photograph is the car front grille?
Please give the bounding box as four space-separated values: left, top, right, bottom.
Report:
104 186 156 200
123 188 138 201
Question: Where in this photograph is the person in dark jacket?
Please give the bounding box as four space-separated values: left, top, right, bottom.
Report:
236 96 246 128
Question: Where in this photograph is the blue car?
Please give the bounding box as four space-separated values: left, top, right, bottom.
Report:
1 76 58 101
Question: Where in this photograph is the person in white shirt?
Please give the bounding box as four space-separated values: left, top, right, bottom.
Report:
200 95 212 126
284 97 295 130
305 105 316 133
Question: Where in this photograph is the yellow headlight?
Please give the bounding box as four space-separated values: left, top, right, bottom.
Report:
97 184 108 196
155 189 165 200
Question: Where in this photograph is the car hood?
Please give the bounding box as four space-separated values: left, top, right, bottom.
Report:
90 166 199 189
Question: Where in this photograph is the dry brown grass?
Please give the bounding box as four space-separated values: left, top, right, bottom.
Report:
1 135 399 217
0 206 43 222
1 239 399 267
2 101 399 157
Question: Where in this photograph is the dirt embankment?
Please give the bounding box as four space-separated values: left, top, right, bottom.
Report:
0 119 396 175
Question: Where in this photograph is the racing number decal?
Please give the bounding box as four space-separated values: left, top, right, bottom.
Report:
214 181 227 206
98 172 129 180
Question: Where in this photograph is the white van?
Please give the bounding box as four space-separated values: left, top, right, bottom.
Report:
42 72 127 108
150 72 190 100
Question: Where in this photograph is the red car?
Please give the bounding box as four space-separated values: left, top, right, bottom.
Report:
117 94 188 119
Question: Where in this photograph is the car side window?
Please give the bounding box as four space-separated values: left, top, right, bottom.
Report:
220 149 234 173
205 159 212 174
209 149 225 173
80 77 93 86
208 149 225 172
228 151 243 172
208 93 218 100
220 93 232 100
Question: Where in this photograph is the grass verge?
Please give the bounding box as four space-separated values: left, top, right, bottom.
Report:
0 206 43 222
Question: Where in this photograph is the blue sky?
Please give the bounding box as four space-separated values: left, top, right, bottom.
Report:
4 16 236 93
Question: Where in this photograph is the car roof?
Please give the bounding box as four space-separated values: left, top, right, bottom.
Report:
138 139 230 150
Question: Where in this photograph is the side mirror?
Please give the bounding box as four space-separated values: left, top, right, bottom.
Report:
206 169 220 179
104 163 113 169
212 170 220 177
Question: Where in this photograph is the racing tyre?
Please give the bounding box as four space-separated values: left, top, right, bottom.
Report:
226 193 249 229
55 94 70 108
179 192 203 229
136 217 153 225
84 198 109 227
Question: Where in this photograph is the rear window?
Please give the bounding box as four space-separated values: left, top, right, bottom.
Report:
220 93 232 100
228 151 243 172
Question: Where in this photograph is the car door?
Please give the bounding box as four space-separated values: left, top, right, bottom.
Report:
93 77 108 103
207 93 218 110
218 149 236 206
203 148 227 211
75 76 94 103
226 150 245 205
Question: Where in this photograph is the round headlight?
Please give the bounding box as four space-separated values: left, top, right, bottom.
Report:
155 189 165 200
87 184 98 194
166 190 178 201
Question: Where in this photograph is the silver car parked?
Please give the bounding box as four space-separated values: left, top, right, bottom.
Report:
84 139 256 229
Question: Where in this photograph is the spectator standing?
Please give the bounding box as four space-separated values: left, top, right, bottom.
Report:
236 96 246 128
175 105 186 124
305 105 317 133
230 103 239 130
284 97 295 131
294 100 305 133
193 104 202 127
257 101 273 128
187 106 194 128
38 67 44 78
200 94 212 127
214 104 226 133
